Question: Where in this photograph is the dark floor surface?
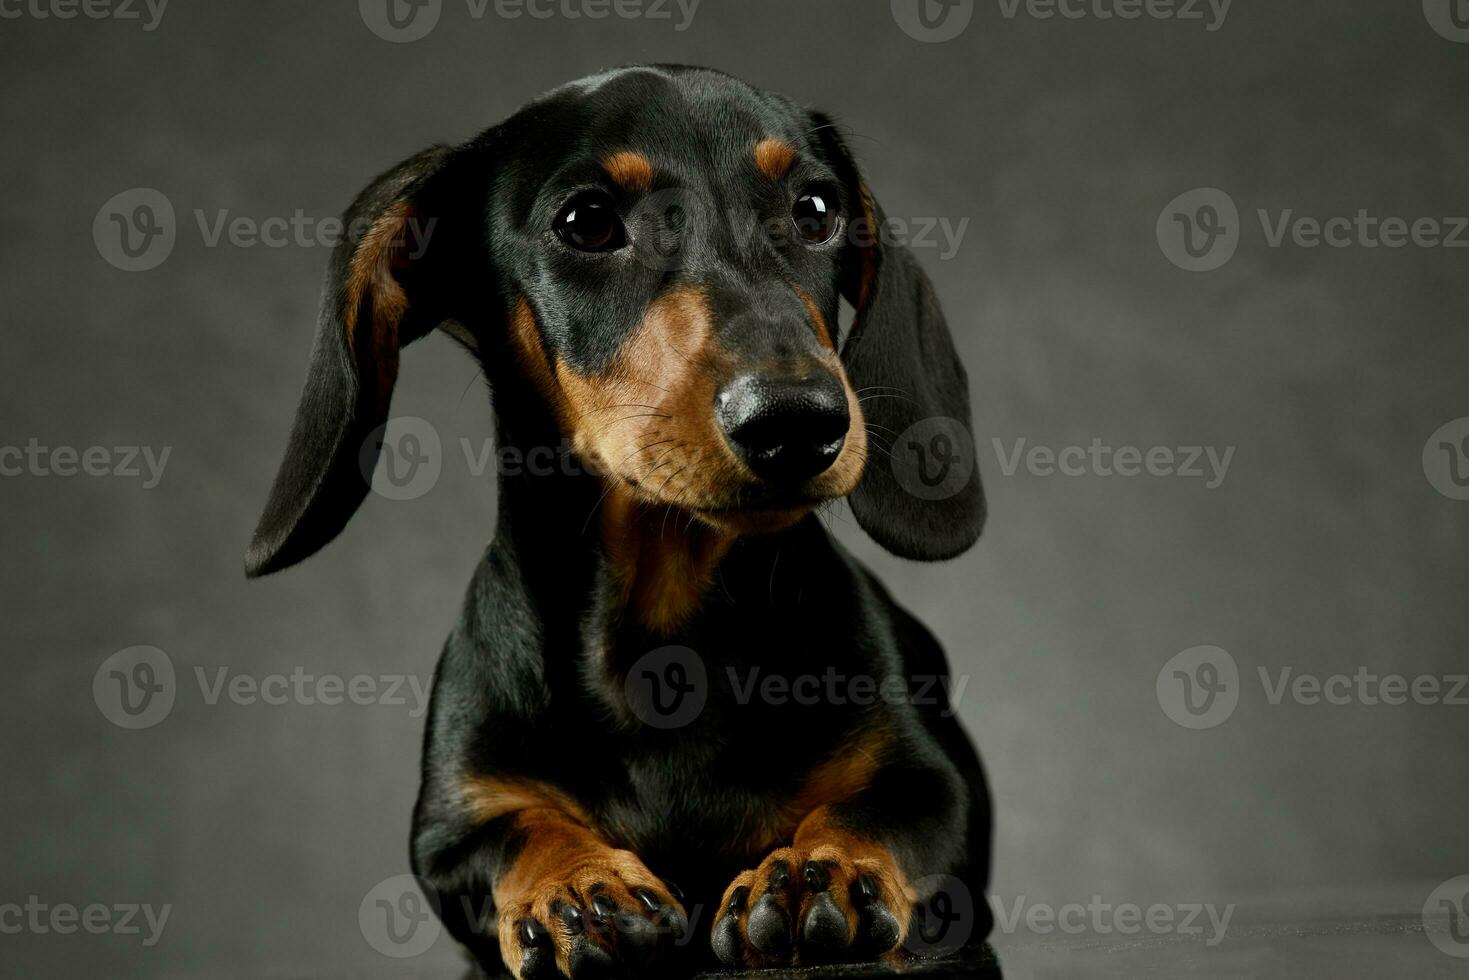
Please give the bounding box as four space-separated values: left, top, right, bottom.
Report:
456 905 1466 980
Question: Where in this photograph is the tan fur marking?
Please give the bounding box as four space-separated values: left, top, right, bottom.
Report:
509 296 559 398
464 780 683 978
602 150 655 192
754 138 798 181
793 807 915 947
600 483 736 634
714 728 914 968
461 774 595 828
508 287 866 631
510 290 739 631
493 809 644 977
749 723 889 852
343 202 414 398
793 285 835 351
856 183 880 311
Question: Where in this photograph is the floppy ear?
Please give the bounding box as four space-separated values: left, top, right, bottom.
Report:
245 145 469 577
816 117 986 561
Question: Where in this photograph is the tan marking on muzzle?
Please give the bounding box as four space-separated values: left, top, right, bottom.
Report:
792 285 836 351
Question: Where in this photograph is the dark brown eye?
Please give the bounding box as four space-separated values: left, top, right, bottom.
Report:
554 193 625 252
791 191 838 244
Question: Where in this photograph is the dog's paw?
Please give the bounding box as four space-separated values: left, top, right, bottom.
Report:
497 848 687 980
710 840 911 969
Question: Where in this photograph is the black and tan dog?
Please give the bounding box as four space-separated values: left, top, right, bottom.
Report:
246 65 992 977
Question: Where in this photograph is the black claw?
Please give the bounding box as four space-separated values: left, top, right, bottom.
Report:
634 888 661 913
804 860 831 892
747 893 791 955
665 880 686 905
853 874 879 908
726 884 750 915
591 893 619 919
519 917 549 947
555 901 586 936
767 860 792 890
518 915 557 980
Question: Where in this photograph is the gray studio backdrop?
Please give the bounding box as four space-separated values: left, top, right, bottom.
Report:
2 0 1467 977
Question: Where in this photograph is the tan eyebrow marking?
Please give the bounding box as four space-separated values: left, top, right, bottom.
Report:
754 138 797 180
602 150 655 192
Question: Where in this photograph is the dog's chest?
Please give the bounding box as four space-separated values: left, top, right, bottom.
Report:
591 738 796 872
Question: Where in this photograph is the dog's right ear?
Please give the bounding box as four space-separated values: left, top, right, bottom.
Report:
245 145 471 578
809 114 986 562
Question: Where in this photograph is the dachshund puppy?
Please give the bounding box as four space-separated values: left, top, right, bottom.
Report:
247 64 992 977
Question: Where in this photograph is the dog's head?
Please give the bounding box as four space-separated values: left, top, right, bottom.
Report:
246 65 984 577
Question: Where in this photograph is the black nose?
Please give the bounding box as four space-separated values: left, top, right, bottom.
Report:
716 373 850 484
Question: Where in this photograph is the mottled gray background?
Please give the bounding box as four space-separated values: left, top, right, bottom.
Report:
2 0 1467 977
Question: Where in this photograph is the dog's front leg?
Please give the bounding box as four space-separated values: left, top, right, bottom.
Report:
709 762 970 969
415 786 687 979
491 806 688 978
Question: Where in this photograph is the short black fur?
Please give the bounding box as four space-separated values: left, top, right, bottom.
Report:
246 65 993 976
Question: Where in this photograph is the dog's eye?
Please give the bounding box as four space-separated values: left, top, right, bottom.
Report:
554 193 625 252
791 191 838 245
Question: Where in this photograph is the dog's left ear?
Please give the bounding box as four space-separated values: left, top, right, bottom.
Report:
813 115 986 561
245 144 471 578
